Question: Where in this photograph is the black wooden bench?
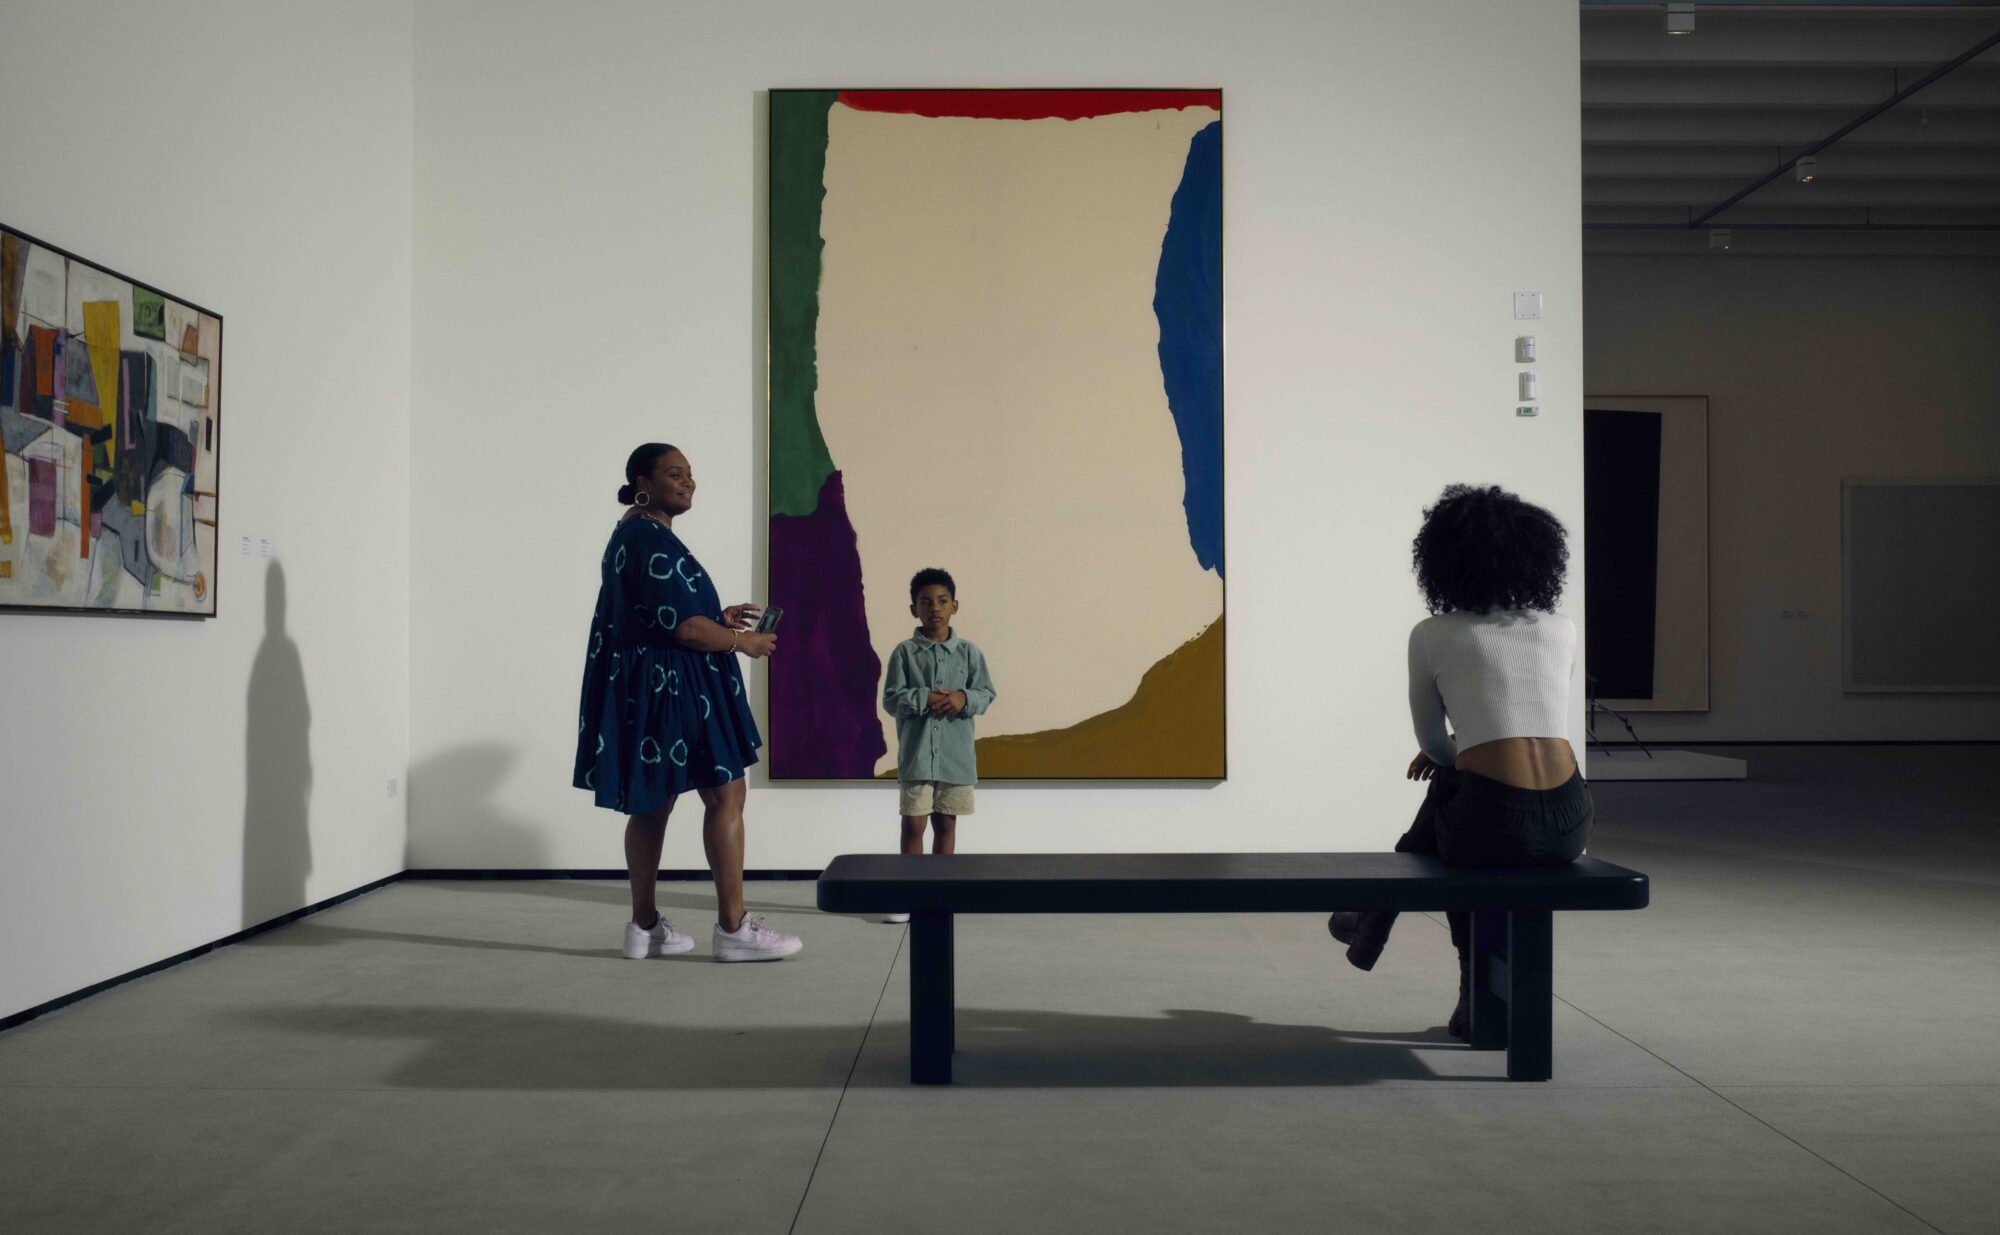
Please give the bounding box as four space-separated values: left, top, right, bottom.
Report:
817 852 1649 1084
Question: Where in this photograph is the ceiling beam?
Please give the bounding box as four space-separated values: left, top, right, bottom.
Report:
1582 1 2000 7
1585 10 2000 67
1583 64 2000 109
1591 178 2000 206
1585 145 2000 177
1583 107 2000 145
1692 26 2000 224
1586 203 2000 224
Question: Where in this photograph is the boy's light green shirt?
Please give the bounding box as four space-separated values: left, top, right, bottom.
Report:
882 628 997 785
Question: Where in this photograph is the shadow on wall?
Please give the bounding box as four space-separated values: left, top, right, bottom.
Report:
242 560 313 929
407 744 549 869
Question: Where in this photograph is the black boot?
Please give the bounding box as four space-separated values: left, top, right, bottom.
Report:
1446 946 1471 1041
1327 911 1396 971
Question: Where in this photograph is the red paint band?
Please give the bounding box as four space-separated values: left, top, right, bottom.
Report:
836 90 1219 121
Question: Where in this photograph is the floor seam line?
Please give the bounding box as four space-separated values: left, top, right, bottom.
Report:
1552 993 1948 1234
788 928 905 1235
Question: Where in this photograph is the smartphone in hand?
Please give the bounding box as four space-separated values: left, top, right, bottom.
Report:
755 605 784 634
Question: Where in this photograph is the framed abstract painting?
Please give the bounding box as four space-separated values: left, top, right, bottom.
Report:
768 89 1223 779
1 225 222 617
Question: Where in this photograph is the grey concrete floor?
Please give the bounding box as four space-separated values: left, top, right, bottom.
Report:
2 745 1995 1234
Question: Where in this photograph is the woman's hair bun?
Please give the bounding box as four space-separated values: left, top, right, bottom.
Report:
616 482 637 506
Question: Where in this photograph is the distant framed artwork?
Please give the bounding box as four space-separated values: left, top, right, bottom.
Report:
767 90 1224 779
1842 478 2000 692
1583 396 1709 711
2 225 222 616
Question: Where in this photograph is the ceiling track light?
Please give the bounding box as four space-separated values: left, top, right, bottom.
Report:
1794 155 1818 184
1665 3 1695 36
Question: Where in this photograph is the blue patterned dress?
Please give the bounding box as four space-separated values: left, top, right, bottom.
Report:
574 518 761 813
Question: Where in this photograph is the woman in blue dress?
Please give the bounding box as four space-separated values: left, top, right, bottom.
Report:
575 443 802 963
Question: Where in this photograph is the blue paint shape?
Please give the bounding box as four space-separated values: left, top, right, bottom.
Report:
1154 121 1224 578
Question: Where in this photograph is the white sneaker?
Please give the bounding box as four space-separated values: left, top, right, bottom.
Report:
712 912 804 962
881 913 910 924
623 915 695 959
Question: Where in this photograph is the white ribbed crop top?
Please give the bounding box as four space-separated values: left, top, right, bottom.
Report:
1408 609 1576 766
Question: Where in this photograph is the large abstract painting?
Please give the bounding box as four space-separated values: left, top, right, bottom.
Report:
1 226 221 616
768 90 1223 779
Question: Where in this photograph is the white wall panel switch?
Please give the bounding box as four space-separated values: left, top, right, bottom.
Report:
1513 291 1542 320
1518 371 1539 401
1516 335 1537 363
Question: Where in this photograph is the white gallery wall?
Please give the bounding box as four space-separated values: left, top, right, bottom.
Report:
0 2 413 1019
410 0 1588 869
1585 254 2000 742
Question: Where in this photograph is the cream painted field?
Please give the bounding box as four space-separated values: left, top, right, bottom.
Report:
814 103 1222 774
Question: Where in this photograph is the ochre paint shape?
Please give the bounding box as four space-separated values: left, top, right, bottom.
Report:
81 302 121 462
972 616 1225 779
64 397 103 431
838 91 1220 121
1 234 22 346
30 325 55 397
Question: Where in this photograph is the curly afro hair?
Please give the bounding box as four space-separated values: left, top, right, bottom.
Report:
909 567 956 604
1411 484 1569 615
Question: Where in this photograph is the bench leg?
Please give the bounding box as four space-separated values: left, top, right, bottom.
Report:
910 910 954 1085
1468 910 1508 1051
1505 910 1553 1082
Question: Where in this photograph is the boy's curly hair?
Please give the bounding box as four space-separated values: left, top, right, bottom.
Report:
1411 484 1568 615
909 568 956 604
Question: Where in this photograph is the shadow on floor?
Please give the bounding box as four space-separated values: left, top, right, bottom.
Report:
240 921 631 961
229 1002 1467 1090
417 879 801 917
933 1007 1470 1088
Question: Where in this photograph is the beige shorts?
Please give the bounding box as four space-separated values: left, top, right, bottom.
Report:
899 780 975 817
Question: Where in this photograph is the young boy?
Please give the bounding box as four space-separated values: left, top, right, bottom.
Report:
879 568 997 923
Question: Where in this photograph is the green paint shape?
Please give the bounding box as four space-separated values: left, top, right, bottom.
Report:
769 91 839 518
132 288 166 341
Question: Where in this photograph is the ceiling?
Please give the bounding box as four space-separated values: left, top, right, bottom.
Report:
1582 2 2000 255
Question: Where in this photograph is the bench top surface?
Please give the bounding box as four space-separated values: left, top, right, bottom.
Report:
816 852 1649 914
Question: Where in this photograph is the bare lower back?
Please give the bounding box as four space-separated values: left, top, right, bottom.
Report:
1455 737 1577 790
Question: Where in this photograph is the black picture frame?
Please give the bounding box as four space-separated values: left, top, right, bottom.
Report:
1 222 224 620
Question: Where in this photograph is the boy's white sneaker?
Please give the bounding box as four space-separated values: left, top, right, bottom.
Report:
881 912 910 924
623 915 695 959
713 913 803 962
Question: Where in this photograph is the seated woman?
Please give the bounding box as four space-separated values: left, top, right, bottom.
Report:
1329 483 1592 1039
